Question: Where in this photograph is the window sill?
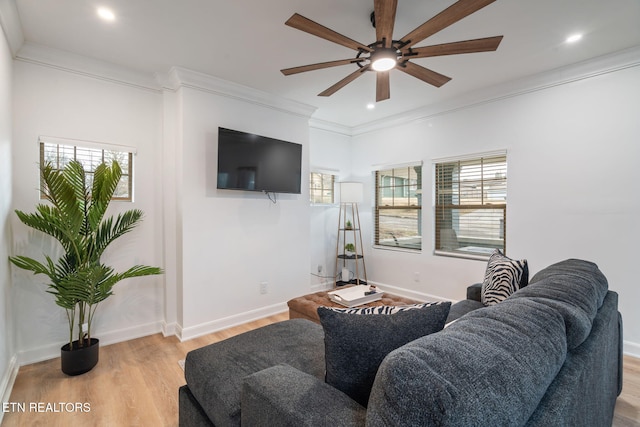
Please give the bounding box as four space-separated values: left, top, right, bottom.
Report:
373 245 422 254
310 203 338 207
433 249 490 261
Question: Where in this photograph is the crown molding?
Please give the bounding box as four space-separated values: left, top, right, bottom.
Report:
351 45 640 136
164 66 317 120
308 118 352 136
0 0 23 56
15 42 162 93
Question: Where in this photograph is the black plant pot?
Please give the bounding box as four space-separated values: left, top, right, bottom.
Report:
61 338 99 376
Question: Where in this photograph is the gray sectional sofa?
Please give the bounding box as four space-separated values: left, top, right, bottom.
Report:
179 259 623 426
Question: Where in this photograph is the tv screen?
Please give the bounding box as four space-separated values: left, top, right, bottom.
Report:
217 127 302 194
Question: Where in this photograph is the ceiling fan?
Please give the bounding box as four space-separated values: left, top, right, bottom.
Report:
280 0 503 102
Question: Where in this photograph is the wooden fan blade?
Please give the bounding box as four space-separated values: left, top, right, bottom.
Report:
319 66 370 97
399 0 496 49
374 0 398 48
285 13 372 53
376 71 390 102
398 62 451 87
281 58 365 76
406 36 503 59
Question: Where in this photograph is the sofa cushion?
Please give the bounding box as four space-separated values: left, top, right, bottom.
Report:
366 298 567 426
317 301 451 407
241 364 367 426
184 319 325 427
481 249 529 306
509 259 609 349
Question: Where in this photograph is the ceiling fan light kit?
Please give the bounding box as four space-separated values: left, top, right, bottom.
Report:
369 48 398 71
281 0 503 102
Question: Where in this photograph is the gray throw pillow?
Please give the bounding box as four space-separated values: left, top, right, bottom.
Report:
481 249 528 306
317 301 451 407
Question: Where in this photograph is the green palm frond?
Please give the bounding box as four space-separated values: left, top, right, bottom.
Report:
8 255 52 277
92 210 144 259
88 161 122 231
41 162 85 237
15 206 77 254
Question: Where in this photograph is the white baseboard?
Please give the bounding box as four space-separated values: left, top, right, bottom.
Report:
161 321 177 337
623 340 640 359
0 355 19 424
370 281 454 303
178 302 288 342
17 321 164 366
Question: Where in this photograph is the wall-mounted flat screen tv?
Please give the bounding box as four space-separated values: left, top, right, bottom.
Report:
217 127 302 194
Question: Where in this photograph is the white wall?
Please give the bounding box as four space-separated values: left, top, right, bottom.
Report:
351 60 640 355
0 14 16 407
11 58 165 364
168 70 316 339
309 126 352 290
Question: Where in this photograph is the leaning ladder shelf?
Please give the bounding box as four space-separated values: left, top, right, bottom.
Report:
334 202 368 287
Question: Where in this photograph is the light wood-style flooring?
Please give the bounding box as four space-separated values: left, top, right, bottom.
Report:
2 312 639 426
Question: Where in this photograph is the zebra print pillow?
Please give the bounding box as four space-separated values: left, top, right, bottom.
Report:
324 302 442 315
481 249 529 306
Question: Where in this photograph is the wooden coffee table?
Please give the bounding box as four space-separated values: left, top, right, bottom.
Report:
287 289 422 324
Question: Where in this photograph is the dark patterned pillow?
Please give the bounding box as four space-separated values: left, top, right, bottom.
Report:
317 301 451 407
481 249 529 306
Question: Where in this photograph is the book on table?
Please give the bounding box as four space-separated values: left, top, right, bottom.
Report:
328 285 382 307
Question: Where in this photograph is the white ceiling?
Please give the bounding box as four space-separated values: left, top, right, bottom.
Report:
12 0 640 128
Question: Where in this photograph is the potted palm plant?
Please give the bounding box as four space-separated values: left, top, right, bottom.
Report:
9 160 162 375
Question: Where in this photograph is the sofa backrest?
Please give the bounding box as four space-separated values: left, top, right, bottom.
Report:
366 259 612 427
509 258 608 349
366 298 568 426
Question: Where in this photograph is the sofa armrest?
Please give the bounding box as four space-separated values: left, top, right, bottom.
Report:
467 283 483 302
242 364 366 427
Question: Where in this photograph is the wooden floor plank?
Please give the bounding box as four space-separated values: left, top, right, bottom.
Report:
2 312 639 426
615 355 640 426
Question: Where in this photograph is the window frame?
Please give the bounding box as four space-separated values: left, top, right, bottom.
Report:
39 137 135 202
433 151 507 259
374 163 423 252
309 171 336 204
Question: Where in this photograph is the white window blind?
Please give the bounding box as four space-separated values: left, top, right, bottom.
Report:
374 163 422 251
39 136 134 201
434 152 507 258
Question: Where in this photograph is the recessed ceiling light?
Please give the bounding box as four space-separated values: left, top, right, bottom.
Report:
566 33 583 44
97 7 116 21
366 103 375 110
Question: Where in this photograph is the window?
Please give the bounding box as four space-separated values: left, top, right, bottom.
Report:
374 164 422 250
434 153 507 258
310 172 335 204
40 138 133 201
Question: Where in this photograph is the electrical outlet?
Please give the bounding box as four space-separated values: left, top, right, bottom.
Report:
260 281 268 294
317 265 323 274
413 272 420 282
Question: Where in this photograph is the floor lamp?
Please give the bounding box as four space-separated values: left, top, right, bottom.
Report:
335 182 367 287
